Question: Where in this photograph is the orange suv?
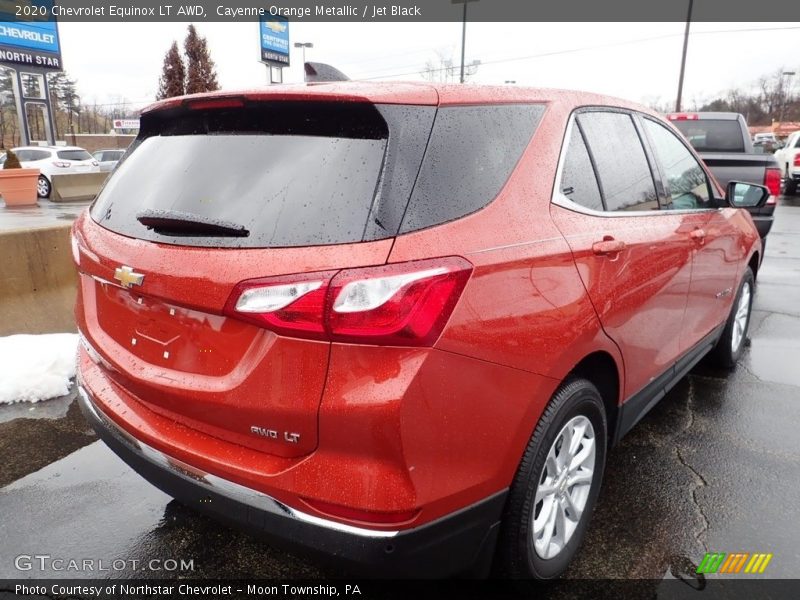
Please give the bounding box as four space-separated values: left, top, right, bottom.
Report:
73 83 768 578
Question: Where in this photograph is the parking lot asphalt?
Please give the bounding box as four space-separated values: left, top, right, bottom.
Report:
1 199 799 581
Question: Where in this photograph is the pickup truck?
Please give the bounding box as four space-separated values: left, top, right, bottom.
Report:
774 130 800 195
667 111 780 244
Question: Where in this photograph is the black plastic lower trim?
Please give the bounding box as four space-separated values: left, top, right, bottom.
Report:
614 323 724 444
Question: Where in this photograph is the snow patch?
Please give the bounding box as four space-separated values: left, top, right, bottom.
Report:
0 333 79 405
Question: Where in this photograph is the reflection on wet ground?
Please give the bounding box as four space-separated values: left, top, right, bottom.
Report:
1 200 799 580
0 199 89 232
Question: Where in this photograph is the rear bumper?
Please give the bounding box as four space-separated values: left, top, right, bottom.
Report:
77 384 506 577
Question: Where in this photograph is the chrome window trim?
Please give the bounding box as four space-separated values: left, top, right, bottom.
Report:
551 109 717 218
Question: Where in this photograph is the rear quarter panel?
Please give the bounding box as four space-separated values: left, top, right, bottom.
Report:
383 99 625 510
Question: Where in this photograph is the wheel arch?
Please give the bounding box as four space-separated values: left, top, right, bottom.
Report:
565 351 621 447
748 250 760 282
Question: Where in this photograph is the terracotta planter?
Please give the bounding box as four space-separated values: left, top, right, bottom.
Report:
0 168 40 207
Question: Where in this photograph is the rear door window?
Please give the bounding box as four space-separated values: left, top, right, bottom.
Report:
558 124 604 212
17 150 49 161
399 104 544 233
577 111 658 212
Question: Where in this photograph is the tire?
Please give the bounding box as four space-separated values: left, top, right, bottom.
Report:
710 267 754 369
496 378 607 579
37 175 51 198
785 177 797 196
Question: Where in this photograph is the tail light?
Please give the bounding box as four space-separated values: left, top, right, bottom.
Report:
225 270 337 341
794 155 800 167
764 167 781 202
53 161 69 168
667 113 698 121
223 257 473 347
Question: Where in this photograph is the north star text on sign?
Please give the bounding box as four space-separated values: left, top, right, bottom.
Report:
372 5 422 16
0 49 60 67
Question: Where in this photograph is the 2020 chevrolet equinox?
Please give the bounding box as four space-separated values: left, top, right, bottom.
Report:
72 82 769 578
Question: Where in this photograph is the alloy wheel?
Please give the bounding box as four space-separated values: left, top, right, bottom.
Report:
731 281 751 353
532 415 596 560
37 176 50 198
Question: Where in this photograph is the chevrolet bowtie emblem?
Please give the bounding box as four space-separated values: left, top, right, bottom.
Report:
114 266 145 288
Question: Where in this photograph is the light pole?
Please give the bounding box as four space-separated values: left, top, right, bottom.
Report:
452 0 479 84
778 71 796 126
294 42 313 68
675 0 694 112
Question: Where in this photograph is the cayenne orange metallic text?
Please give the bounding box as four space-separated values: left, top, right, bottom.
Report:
72 82 770 578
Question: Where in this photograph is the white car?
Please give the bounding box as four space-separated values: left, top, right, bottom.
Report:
753 132 780 145
774 131 800 195
8 146 100 198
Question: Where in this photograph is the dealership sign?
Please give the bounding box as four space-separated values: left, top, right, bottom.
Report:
259 16 289 66
113 118 140 130
0 20 62 70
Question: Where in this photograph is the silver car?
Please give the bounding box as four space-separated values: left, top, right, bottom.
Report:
92 149 126 173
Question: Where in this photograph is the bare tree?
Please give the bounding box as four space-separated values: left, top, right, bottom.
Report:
420 49 479 83
421 49 457 83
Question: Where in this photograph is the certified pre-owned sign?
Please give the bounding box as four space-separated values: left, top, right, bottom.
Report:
0 21 62 69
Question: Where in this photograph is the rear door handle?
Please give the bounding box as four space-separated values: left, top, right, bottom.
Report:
689 228 706 241
592 239 626 255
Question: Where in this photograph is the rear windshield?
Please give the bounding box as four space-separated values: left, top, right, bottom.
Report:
91 101 542 248
672 119 745 153
94 133 385 247
91 102 401 248
57 149 93 161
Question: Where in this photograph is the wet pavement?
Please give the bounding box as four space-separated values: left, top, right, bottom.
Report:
0 199 89 233
1 199 799 580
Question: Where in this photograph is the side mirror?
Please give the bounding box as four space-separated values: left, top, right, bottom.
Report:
726 181 770 209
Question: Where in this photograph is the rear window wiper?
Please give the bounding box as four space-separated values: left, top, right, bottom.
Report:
136 209 249 238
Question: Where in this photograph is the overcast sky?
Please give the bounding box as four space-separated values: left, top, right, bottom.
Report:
57 21 800 112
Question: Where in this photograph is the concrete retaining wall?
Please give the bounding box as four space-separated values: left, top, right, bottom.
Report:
0 224 77 336
51 172 109 203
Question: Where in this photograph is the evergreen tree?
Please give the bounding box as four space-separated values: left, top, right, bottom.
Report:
184 24 219 95
156 41 186 100
48 71 80 139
